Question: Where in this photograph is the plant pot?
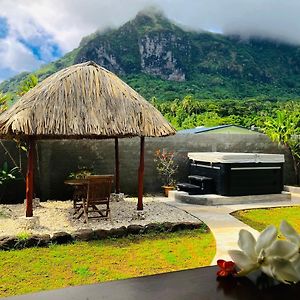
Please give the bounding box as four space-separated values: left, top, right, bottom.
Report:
162 186 175 197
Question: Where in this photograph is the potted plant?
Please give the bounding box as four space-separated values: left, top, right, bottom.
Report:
154 149 178 196
68 167 93 179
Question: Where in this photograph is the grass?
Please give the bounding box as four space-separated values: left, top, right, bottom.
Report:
0 229 215 297
232 206 300 232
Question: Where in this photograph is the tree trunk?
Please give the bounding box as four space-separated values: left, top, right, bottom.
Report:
115 138 120 194
288 146 299 185
137 137 145 210
26 138 35 217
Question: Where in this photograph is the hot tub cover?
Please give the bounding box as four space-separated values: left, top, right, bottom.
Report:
188 152 285 163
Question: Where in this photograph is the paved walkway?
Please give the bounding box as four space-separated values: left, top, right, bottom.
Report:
161 195 300 265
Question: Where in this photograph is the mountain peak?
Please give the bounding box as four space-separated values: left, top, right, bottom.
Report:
2 10 300 102
129 9 178 32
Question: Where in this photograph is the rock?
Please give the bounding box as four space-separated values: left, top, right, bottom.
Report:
23 234 51 248
180 222 197 230
170 223 184 232
191 222 204 230
108 226 127 238
51 232 73 244
110 193 125 202
18 216 40 230
0 236 17 250
31 234 51 247
143 223 161 233
23 198 41 208
72 229 94 241
131 211 146 221
162 222 173 232
127 224 143 235
0 236 10 242
94 229 110 240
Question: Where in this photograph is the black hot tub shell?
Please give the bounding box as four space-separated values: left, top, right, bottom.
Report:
188 152 285 196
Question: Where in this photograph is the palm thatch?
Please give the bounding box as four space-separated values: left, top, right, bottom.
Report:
0 61 175 139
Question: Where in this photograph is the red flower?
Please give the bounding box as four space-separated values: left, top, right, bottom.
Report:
217 260 237 277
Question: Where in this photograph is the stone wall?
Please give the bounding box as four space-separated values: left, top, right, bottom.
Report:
0 132 294 202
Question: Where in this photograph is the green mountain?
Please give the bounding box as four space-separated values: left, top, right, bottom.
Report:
2 11 300 101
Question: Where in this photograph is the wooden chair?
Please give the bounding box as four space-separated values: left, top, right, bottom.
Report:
73 185 87 214
83 175 114 223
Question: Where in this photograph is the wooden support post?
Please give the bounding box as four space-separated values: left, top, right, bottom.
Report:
137 136 145 210
115 137 120 194
26 138 35 217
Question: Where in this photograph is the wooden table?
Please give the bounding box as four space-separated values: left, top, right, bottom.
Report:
64 179 89 186
6 266 300 300
64 179 88 216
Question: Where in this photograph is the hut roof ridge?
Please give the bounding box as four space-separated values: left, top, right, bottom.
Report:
0 62 175 139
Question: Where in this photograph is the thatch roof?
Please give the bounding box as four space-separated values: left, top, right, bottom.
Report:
0 61 175 139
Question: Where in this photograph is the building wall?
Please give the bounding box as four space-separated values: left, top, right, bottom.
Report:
0 133 294 202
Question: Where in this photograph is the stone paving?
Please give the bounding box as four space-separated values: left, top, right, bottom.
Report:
161 194 300 265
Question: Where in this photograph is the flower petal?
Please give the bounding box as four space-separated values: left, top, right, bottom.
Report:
292 254 300 277
255 225 277 254
280 220 300 246
261 265 274 278
266 240 298 259
217 269 229 277
217 259 226 268
270 258 300 284
238 229 256 260
228 250 258 274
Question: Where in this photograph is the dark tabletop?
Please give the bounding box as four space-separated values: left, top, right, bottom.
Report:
5 266 300 300
64 179 88 186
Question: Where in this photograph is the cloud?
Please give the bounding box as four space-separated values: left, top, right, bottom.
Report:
166 0 300 45
0 37 42 72
1 0 300 83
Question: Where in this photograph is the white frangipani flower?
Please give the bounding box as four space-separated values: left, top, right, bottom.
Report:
229 225 300 283
280 220 300 277
280 220 300 249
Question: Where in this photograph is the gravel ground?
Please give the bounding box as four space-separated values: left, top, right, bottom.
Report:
0 197 200 237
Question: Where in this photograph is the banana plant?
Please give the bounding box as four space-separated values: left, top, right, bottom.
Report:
263 109 300 184
0 162 21 185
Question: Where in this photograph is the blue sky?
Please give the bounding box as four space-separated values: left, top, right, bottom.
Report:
1 0 300 84
0 6 63 83
0 17 8 39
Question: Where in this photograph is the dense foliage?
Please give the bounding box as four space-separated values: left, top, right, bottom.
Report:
263 108 300 184
17 74 38 96
149 96 300 130
0 92 8 114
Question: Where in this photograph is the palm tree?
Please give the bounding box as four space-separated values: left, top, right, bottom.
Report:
264 109 300 185
17 74 38 96
0 92 8 114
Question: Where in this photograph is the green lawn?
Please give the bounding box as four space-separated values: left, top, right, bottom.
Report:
232 206 300 232
0 229 215 297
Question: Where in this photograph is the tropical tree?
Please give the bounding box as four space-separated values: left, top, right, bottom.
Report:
263 109 300 185
17 74 38 96
0 92 8 114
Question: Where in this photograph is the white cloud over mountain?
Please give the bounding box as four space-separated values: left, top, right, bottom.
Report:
1 0 300 82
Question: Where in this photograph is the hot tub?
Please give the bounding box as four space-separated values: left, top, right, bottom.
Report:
188 152 285 196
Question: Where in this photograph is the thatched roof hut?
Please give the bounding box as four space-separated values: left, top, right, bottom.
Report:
0 61 174 138
0 61 175 217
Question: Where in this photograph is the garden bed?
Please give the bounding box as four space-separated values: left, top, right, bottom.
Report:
0 197 203 250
